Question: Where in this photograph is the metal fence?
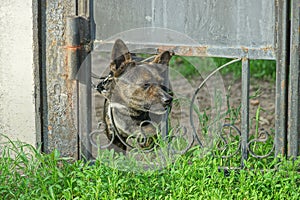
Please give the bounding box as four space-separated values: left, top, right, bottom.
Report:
39 0 299 165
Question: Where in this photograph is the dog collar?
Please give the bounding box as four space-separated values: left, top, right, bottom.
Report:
95 72 113 94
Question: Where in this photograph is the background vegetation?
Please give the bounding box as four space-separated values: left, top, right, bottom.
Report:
169 56 276 81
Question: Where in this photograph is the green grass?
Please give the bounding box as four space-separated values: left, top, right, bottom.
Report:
170 56 276 81
215 58 276 81
1 136 300 200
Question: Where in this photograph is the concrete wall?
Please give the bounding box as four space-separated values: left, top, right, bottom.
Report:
0 1 38 146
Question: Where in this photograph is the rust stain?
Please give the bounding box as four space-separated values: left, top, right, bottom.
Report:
242 57 248 62
260 46 274 52
281 80 285 89
63 49 70 80
64 45 82 50
61 74 69 80
157 45 176 53
177 46 193 56
194 46 208 56
157 45 208 56
51 40 57 46
241 46 248 53
64 49 77 115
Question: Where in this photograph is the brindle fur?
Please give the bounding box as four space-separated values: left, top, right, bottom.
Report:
98 39 173 152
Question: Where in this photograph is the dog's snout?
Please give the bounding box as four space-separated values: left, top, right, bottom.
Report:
162 95 173 106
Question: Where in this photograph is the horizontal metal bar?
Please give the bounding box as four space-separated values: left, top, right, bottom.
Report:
94 41 276 60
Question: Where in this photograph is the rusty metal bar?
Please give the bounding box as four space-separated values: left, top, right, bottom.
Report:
288 0 300 158
241 57 250 166
40 0 78 158
274 0 289 157
94 41 276 60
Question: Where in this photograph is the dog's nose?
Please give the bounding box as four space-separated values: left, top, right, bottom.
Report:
162 95 173 106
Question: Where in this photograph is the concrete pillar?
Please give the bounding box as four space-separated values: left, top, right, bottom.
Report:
0 1 38 147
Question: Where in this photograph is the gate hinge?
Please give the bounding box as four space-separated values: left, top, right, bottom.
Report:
65 16 92 80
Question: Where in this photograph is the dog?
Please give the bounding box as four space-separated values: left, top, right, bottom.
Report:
97 39 173 151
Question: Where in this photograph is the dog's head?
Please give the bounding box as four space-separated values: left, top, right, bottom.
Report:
108 39 173 115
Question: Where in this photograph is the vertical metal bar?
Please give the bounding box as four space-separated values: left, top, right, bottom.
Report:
89 0 96 41
161 65 170 140
39 0 48 153
78 0 93 160
288 0 300 158
274 0 289 157
78 54 92 160
241 57 250 167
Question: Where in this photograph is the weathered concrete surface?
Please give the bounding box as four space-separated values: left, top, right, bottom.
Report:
0 1 37 146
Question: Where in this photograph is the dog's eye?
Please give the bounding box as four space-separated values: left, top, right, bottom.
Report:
143 83 151 89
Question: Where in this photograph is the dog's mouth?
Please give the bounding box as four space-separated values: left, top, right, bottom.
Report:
143 103 169 115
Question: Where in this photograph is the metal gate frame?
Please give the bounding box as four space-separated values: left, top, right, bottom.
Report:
39 0 93 159
39 0 300 162
288 0 300 157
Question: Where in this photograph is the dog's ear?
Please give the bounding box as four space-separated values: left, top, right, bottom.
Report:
110 39 132 77
152 51 173 65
